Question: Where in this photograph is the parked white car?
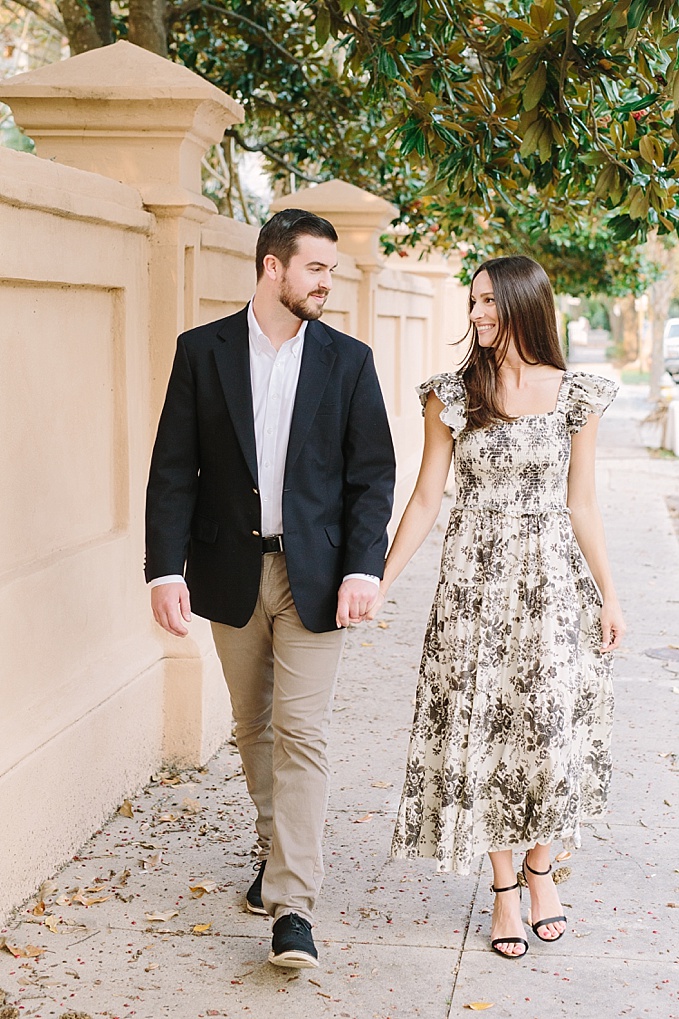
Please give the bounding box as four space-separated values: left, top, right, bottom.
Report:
664 319 679 379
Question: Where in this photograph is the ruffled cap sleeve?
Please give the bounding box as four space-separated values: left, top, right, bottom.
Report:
417 372 467 438
565 372 619 435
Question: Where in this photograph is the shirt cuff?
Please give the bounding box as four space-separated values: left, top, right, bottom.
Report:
148 574 186 588
343 573 380 588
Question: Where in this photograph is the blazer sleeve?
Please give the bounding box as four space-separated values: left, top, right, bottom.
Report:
144 335 200 582
341 347 396 578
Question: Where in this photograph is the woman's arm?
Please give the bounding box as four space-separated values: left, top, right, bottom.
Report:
567 414 626 652
366 392 453 617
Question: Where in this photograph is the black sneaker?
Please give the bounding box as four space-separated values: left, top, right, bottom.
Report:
268 912 319 968
245 860 268 915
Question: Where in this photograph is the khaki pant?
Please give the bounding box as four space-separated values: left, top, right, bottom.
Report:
211 553 345 924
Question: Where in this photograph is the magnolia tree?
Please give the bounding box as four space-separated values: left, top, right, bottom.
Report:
6 0 678 369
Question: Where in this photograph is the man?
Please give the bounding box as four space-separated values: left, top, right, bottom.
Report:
145 209 395 968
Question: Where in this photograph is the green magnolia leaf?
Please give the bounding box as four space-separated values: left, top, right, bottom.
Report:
608 214 641 240
618 93 660 114
523 64 547 111
314 7 331 47
627 0 650 30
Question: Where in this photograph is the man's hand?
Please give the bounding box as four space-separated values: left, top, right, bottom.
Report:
151 582 192 637
336 578 379 628
364 587 385 621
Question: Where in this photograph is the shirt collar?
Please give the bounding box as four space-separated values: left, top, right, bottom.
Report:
248 300 307 358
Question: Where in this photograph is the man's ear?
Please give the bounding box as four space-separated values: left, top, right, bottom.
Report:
262 253 279 281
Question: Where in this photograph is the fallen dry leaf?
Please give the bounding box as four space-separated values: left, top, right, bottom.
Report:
44 915 60 934
118 800 134 818
0 940 45 959
72 892 112 907
143 852 163 870
182 798 203 814
37 880 58 900
31 901 46 917
377 621 390 629
555 850 571 862
667 902 679 908
145 910 179 922
465 1004 494 1011
55 895 71 906
156 814 178 823
144 963 159 972
371 781 393 789
189 880 217 898
192 923 212 934
353 813 373 824
0 1005 20 1019
360 642 374 647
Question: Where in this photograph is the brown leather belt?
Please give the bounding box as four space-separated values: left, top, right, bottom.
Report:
261 534 284 554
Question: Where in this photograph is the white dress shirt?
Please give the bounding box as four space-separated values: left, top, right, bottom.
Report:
150 302 378 590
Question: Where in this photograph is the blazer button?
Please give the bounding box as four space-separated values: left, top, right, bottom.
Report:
253 488 259 495
252 530 260 536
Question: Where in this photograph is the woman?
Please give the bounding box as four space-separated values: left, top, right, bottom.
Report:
371 255 625 959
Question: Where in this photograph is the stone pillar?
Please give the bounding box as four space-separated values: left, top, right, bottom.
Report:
270 179 398 346
386 247 471 373
0 41 244 766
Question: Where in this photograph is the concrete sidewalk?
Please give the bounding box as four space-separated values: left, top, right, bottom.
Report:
2 374 678 1019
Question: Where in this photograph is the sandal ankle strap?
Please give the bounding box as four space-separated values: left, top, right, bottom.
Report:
524 856 552 877
491 881 520 894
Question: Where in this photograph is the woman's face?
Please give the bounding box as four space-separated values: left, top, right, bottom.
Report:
469 270 499 348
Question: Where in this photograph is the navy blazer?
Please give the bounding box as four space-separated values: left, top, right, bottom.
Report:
145 307 396 632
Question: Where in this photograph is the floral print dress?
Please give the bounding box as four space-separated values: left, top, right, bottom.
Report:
391 370 618 875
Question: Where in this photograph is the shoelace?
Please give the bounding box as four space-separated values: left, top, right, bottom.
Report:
286 913 311 934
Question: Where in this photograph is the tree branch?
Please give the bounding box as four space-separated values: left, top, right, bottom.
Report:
165 0 201 26
225 128 327 184
4 0 66 36
198 2 343 139
588 79 632 176
559 0 577 113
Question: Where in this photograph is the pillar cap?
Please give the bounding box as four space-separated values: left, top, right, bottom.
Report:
0 41 243 198
270 179 398 269
0 40 240 114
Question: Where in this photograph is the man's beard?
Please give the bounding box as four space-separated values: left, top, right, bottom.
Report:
279 275 327 321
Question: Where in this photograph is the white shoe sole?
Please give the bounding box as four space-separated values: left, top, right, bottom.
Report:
245 899 268 916
268 949 319 969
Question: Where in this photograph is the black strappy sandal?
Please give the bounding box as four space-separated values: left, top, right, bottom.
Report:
490 881 529 959
522 857 567 942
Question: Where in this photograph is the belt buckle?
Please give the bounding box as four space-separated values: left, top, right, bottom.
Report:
262 534 283 554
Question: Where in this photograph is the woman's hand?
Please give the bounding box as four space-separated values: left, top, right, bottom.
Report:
365 587 386 621
600 598 625 653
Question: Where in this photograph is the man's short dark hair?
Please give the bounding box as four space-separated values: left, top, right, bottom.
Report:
255 209 338 280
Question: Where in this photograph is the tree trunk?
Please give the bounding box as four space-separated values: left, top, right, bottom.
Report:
56 0 102 53
620 293 639 364
128 0 168 56
649 273 674 398
90 0 112 46
645 237 677 399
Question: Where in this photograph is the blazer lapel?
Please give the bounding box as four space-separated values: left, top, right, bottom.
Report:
286 321 336 473
213 308 259 486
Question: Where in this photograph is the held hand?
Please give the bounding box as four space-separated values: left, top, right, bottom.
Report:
365 587 386 621
600 598 625 653
151 582 192 637
336 579 380 628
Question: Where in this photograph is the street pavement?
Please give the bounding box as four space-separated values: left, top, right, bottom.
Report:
1 354 678 1019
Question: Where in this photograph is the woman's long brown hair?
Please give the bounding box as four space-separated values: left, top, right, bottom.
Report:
460 255 567 431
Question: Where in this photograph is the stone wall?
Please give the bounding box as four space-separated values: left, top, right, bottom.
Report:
0 41 468 921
